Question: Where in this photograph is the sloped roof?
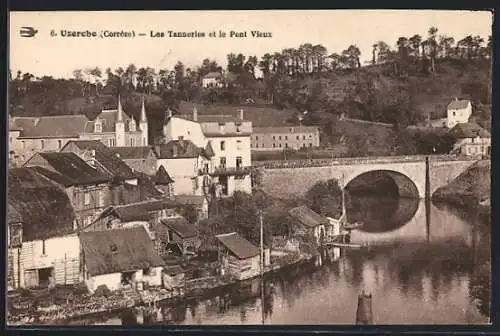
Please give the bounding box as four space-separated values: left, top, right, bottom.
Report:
162 217 198 238
216 232 260 259
156 140 203 159
204 141 215 158
27 152 113 186
110 146 156 160
80 226 165 276
133 171 164 199
203 72 222 79
164 264 184 275
8 203 23 224
155 165 174 185
62 140 135 180
289 206 329 228
447 99 471 110
8 167 76 241
173 195 206 208
99 199 180 222
448 122 490 139
84 110 136 133
14 115 89 139
253 126 320 134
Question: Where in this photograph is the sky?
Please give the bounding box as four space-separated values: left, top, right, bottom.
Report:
9 10 493 79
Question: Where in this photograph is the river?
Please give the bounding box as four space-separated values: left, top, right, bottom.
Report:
73 197 490 325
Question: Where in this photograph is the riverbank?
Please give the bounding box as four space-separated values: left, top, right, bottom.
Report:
7 253 307 325
432 160 490 221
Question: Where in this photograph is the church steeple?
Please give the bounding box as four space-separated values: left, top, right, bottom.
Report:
140 96 147 122
117 95 124 122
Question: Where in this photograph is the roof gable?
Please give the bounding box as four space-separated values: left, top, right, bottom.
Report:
156 140 203 159
216 232 259 259
15 115 89 139
79 226 165 276
289 206 329 228
155 165 174 184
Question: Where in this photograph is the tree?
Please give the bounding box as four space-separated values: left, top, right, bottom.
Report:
376 41 392 63
371 44 378 65
342 45 361 69
438 35 455 58
427 26 439 73
409 34 422 58
306 179 343 219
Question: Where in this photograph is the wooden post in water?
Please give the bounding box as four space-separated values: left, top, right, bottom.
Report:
355 291 373 324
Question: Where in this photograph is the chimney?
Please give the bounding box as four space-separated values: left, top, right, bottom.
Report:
455 97 459 101
239 109 244 120
193 107 198 122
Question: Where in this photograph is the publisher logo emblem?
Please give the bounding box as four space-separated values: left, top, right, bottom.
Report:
20 27 38 38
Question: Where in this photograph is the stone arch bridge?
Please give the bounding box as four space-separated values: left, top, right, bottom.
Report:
252 155 478 199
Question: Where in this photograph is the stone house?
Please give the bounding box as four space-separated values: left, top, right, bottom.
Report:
448 122 491 157
251 126 321 151
110 146 158 176
158 217 200 256
288 206 329 245
446 99 472 129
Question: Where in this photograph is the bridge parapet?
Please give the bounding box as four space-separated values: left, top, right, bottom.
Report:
252 154 475 169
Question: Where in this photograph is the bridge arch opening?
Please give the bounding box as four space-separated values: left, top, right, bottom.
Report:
345 170 420 199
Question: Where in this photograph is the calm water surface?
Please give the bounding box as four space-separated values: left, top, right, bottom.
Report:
75 197 490 325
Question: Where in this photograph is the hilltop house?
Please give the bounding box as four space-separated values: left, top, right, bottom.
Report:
110 146 158 176
448 122 491 156
155 139 214 196
163 106 252 197
8 168 80 289
9 95 149 165
446 98 472 129
215 232 270 281
23 152 113 229
288 206 329 245
251 126 321 151
79 226 165 293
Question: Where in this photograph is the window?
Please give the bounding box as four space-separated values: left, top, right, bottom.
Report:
84 192 91 205
303 135 306 140
220 141 226 151
309 143 312 147
42 240 46 255
9 223 22 248
279 136 282 140
285 143 288 148
178 136 184 140
110 243 118 253
236 156 242 168
296 136 299 140
58 140 62 149
143 268 151 276
256 144 259 148
285 136 288 140
41 140 45 149
309 135 312 138
236 140 242 150
256 136 259 140
220 157 226 168
279 143 282 148
95 121 102 133
130 138 135 147
273 136 276 140
236 127 241 132
273 143 276 148
452 111 456 116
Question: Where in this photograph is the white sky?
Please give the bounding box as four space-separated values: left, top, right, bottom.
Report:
10 10 493 79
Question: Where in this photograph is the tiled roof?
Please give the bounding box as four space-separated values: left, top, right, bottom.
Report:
253 126 320 134
216 232 260 259
8 167 76 241
164 264 184 275
80 226 165 276
447 99 471 110
156 140 203 159
84 110 136 133
27 152 113 186
62 140 135 180
110 146 156 160
289 206 329 228
204 141 215 158
155 165 174 184
448 122 491 139
162 217 198 238
14 115 88 139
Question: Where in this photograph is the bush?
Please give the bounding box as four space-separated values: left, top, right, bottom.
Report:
94 285 111 298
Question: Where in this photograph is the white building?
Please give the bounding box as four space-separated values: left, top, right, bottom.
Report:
163 107 252 197
446 99 472 129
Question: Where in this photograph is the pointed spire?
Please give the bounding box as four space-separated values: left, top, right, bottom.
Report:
117 95 123 122
140 96 147 122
